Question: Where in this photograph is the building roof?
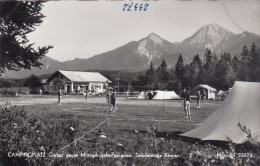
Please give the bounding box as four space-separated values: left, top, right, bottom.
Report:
41 79 48 84
47 70 111 83
197 84 216 92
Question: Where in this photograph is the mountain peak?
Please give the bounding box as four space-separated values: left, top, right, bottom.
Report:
203 23 222 29
146 33 163 45
135 33 170 62
148 32 159 38
200 23 233 35
182 23 235 50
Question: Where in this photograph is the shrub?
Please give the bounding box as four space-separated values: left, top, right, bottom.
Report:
0 107 79 166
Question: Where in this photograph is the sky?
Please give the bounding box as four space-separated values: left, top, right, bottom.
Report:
28 0 260 62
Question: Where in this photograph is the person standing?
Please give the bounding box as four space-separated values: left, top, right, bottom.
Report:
125 90 129 102
39 89 42 95
110 89 117 112
106 89 110 104
203 89 207 103
196 90 201 109
85 90 88 101
182 88 187 115
184 89 191 119
58 89 62 105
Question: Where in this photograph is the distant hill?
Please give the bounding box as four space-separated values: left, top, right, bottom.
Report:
3 56 69 79
62 33 190 71
4 23 260 79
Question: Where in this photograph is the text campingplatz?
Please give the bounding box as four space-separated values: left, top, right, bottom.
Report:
8 152 179 159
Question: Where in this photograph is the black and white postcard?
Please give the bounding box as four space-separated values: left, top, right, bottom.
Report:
0 0 260 165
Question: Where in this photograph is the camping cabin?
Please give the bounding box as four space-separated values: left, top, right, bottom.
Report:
46 70 111 94
193 84 216 100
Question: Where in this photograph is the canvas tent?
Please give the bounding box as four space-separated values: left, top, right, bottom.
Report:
152 90 180 100
195 84 216 100
181 81 260 144
137 91 146 99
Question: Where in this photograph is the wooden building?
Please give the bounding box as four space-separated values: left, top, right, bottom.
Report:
46 70 111 94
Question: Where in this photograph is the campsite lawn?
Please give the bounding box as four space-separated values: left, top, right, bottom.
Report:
1 95 220 146
2 95 259 165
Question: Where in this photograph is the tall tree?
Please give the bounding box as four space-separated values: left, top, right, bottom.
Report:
23 75 42 93
0 1 53 74
203 48 215 85
193 54 203 68
145 62 156 84
215 55 236 89
212 51 219 64
231 55 242 80
160 59 167 72
249 43 259 81
175 54 185 81
159 59 169 83
0 78 12 90
256 48 260 81
241 45 249 62
240 45 250 81
188 55 202 86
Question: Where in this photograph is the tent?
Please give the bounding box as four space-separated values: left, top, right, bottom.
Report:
195 84 216 100
137 91 146 99
181 81 260 144
152 90 180 100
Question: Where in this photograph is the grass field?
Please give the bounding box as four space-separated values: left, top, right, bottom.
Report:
2 95 258 165
0 94 219 132
0 95 219 146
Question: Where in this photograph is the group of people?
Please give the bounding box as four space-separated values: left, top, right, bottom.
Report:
57 88 118 112
182 88 208 119
57 86 209 118
196 89 208 109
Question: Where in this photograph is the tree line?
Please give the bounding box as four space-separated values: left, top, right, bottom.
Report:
132 43 260 93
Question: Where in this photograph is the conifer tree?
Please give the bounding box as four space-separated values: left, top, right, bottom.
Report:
0 1 53 74
249 43 259 81
175 54 185 81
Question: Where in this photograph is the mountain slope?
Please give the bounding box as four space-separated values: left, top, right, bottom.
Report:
216 31 260 56
64 33 187 71
3 56 69 79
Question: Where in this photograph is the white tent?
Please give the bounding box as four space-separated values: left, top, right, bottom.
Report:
152 90 180 100
137 91 146 99
181 81 260 144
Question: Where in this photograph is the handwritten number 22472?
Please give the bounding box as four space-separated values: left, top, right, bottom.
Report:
123 3 149 11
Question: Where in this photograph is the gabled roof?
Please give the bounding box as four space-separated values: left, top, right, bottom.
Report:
197 84 216 92
47 70 111 83
41 79 48 84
